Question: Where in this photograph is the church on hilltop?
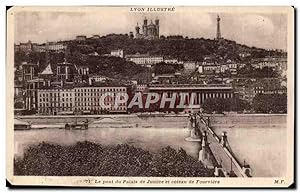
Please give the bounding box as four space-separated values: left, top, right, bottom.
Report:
133 15 223 41
135 17 160 40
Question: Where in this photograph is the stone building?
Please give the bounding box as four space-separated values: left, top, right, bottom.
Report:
125 53 163 67
74 85 128 114
110 49 124 58
37 86 74 115
135 18 159 40
146 84 235 113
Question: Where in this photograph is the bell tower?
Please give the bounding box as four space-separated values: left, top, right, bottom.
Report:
143 17 148 37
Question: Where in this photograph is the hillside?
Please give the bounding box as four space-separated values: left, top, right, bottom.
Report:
14 34 286 82
67 34 286 62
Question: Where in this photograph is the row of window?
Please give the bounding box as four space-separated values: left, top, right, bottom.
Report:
74 107 127 111
75 98 116 102
89 77 105 81
75 92 124 97
39 98 73 102
74 103 126 106
39 107 72 112
39 103 73 107
75 88 126 92
39 93 73 97
130 57 163 61
254 90 265 94
153 92 233 98
39 102 126 108
255 86 264 89
38 89 126 96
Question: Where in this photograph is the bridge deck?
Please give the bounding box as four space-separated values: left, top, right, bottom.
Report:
200 120 247 177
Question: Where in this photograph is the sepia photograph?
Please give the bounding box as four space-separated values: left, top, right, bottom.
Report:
6 6 294 188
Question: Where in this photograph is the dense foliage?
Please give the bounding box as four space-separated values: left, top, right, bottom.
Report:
153 62 183 75
14 141 214 177
14 50 150 82
14 35 285 81
201 94 287 114
252 93 287 113
237 66 279 78
76 34 285 62
81 56 149 81
202 98 251 113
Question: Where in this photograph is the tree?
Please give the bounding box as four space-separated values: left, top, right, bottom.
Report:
202 98 228 113
252 93 287 113
153 62 176 75
202 97 250 113
64 34 285 64
228 98 251 112
237 66 279 78
14 142 214 177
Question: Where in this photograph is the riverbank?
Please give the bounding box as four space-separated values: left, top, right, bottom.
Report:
15 113 287 119
15 113 287 127
14 115 287 177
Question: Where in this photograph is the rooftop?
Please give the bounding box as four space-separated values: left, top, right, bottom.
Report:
125 53 163 58
39 63 53 75
147 84 233 91
74 82 127 88
38 84 74 90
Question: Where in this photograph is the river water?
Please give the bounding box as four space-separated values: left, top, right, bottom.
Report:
14 114 287 177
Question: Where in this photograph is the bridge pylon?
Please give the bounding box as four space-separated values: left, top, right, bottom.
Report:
198 131 214 168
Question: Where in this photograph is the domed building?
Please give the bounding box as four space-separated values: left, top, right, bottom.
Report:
135 17 159 40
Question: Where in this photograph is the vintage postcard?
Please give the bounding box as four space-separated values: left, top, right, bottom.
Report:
6 6 294 188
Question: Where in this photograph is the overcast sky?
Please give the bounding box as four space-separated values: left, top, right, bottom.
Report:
14 7 288 50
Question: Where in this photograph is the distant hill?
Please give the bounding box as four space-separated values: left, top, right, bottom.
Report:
67 34 286 62
14 34 286 83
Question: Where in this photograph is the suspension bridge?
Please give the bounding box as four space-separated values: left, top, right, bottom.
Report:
186 114 252 177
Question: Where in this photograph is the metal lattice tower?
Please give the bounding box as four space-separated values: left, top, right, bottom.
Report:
216 15 222 40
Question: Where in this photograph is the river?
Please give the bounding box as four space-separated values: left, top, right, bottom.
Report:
14 114 287 177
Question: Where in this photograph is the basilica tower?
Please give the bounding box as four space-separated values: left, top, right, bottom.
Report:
143 17 148 37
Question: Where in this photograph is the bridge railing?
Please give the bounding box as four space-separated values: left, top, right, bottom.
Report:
199 116 251 178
